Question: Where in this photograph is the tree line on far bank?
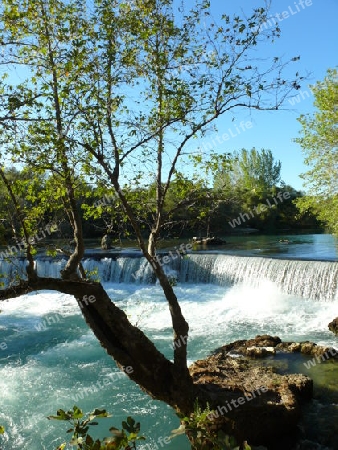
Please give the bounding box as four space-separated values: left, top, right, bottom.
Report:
0 147 322 247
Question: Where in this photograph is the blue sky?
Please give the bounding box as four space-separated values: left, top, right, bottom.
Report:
196 0 338 191
1 1 336 192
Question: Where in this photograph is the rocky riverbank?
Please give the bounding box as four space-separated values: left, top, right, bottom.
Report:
188 335 338 449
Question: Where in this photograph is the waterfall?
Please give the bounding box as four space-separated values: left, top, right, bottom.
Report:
0 258 27 286
81 256 156 283
181 255 338 302
1 253 337 301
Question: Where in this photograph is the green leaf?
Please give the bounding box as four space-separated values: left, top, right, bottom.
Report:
47 409 71 421
72 405 84 419
127 416 135 427
88 408 110 420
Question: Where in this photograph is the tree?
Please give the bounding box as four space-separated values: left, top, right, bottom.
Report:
0 0 303 429
295 68 338 234
214 148 282 195
0 168 22 244
213 148 284 229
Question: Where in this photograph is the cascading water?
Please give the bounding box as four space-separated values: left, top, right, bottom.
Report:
179 254 338 301
3 253 335 301
1 246 338 449
85 253 338 301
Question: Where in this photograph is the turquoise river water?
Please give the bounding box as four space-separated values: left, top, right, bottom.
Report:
0 233 338 449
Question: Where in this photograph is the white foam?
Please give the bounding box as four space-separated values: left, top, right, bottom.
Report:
0 291 78 317
1 280 338 449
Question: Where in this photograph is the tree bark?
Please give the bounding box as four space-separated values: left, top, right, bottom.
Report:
40 0 85 281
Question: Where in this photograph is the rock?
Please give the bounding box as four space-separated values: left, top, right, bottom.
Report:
287 374 313 401
289 343 302 352
192 236 226 245
328 317 338 335
246 346 276 357
215 335 338 361
101 234 113 250
189 335 314 448
300 342 317 354
276 341 338 360
189 334 338 449
215 334 282 356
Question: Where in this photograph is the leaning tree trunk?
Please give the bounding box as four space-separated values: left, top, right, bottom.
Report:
0 277 197 414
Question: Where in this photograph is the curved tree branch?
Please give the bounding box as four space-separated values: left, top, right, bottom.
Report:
0 277 194 413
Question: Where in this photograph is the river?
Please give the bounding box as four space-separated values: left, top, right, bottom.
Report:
0 233 337 449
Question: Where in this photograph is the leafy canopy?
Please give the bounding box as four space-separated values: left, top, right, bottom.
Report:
295 68 338 234
0 0 303 250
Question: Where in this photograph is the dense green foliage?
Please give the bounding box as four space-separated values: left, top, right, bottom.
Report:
212 148 321 233
0 160 320 247
295 68 338 235
172 402 251 450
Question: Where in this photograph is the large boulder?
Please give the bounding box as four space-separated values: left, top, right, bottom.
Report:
189 335 338 448
328 317 338 335
189 335 316 449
